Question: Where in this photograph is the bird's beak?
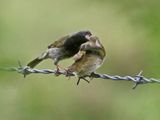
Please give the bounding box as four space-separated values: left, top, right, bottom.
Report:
85 35 91 40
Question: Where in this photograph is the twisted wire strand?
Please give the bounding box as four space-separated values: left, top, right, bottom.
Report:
2 65 160 89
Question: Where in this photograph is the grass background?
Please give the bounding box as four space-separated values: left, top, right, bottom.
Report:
0 0 160 120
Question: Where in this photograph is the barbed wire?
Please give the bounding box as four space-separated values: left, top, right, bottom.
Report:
1 62 160 89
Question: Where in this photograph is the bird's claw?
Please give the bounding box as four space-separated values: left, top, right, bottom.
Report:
64 69 72 80
77 77 90 85
64 69 71 77
54 65 61 76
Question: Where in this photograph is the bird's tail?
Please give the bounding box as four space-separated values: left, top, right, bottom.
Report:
27 52 48 68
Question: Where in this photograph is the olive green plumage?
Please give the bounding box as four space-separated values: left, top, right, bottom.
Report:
27 31 92 69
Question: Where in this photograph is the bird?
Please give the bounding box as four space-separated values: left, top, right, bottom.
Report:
67 36 106 85
26 30 92 73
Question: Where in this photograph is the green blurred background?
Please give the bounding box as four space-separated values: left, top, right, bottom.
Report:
0 0 160 120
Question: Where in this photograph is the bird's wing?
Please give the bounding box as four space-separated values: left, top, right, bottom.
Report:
73 51 86 62
48 35 70 48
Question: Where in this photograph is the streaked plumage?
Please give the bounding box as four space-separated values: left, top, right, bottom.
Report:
67 36 106 85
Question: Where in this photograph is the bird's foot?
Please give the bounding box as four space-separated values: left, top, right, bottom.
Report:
64 69 71 76
64 69 72 80
77 77 90 85
88 72 96 80
54 65 61 76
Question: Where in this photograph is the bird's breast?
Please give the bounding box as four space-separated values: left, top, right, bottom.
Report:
72 54 104 77
48 48 64 59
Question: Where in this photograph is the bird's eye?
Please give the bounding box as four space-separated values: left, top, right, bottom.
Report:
89 32 92 35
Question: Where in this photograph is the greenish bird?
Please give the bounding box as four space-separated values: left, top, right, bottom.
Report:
27 30 92 73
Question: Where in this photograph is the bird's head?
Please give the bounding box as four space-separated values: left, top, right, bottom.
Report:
80 36 102 50
80 36 106 58
72 30 92 41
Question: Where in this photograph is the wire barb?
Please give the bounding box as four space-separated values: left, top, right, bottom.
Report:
1 66 160 89
132 71 143 89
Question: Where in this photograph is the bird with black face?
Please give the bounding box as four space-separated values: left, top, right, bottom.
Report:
67 36 106 85
26 30 92 73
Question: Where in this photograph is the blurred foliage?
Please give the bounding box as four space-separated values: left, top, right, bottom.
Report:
0 0 160 120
